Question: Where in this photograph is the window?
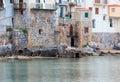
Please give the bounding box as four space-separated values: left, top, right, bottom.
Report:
109 18 113 27
95 0 100 3
112 8 115 12
89 7 92 10
36 0 40 3
95 8 99 14
84 27 89 33
10 0 14 3
39 29 43 34
59 0 61 3
60 7 63 17
92 20 95 28
85 12 89 18
104 0 107 4
20 10 23 15
0 0 3 7
103 16 106 20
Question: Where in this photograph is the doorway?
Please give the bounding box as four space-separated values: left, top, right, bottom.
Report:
71 38 74 47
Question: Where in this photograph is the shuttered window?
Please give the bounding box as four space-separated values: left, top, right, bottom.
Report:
10 0 14 3
84 27 89 33
95 8 99 14
104 0 107 4
92 20 95 28
95 0 100 3
109 18 113 27
85 12 88 18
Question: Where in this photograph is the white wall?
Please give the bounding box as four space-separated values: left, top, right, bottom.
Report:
0 0 13 26
108 0 120 4
83 0 120 33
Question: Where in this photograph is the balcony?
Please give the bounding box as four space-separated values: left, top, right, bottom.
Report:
31 3 57 11
13 3 26 10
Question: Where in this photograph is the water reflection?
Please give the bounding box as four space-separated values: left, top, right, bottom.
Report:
0 60 28 82
0 56 120 82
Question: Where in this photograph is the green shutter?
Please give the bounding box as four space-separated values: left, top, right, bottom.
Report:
85 12 88 18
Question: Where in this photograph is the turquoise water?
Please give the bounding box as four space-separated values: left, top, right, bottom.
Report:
0 56 120 82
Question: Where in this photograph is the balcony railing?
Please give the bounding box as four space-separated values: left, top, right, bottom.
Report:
31 3 57 11
13 3 26 10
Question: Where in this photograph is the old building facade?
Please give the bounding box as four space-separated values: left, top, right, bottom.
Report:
0 0 59 50
57 0 92 47
13 0 58 50
58 7 92 47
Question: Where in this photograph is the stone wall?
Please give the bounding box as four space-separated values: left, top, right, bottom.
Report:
29 10 58 48
92 33 120 49
14 9 58 49
12 30 28 50
80 21 92 47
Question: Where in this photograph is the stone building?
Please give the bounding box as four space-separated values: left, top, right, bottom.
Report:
58 7 92 47
11 0 59 50
58 18 79 47
73 7 92 47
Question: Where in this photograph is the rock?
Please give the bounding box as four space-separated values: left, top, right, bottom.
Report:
60 43 67 50
82 46 94 53
0 44 13 56
113 43 120 50
99 51 105 56
88 41 101 52
93 53 99 56
8 56 18 60
88 41 97 49
65 46 76 51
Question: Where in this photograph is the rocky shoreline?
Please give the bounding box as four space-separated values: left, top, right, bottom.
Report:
0 42 120 60
0 49 120 61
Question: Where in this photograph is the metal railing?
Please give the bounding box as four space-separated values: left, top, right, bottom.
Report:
31 3 57 10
